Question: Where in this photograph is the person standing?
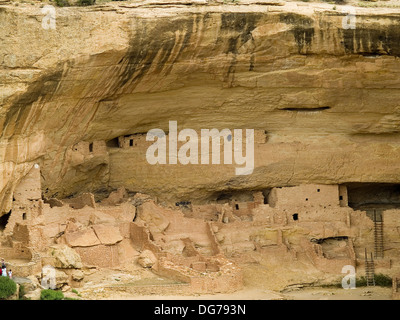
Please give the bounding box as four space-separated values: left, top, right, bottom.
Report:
7 269 12 279
1 259 6 277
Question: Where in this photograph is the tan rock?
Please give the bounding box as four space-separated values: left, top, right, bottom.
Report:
92 224 123 245
54 270 69 290
62 285 71 292
136 201 170 233
137 250 157 268
100 187 128 206
48 244 83 269
63 290 83 300
117 239 140 264
71 269 84 282
88 212 116 225
65 228 101 247
74 245 120 268
26 275 41 292
24 288 42 301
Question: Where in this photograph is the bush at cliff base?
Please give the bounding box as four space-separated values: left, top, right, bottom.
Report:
0 277 17 299
40 289 64 300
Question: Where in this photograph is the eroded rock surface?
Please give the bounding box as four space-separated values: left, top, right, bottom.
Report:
2 1 400 211
2 0 400 298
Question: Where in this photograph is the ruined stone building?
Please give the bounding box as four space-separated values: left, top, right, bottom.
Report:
3 0 400 299
1 161 399 296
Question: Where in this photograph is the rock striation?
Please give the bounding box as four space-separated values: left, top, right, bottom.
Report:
2 0 400 211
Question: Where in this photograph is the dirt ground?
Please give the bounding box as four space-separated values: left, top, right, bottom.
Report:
76 266 393 300
95 286 392 300
282 286 392 300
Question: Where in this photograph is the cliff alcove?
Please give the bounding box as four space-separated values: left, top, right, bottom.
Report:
1 0 400 299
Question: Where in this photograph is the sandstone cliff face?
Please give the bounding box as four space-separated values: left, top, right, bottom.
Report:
2 1 400 212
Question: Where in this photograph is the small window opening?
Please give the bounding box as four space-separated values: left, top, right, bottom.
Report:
317 189 320 192
129 139 134 147
22 213 26 220
235 204 239 210
292 213 298 221
89 143 93 153
305 198 309 201
339 195 343 201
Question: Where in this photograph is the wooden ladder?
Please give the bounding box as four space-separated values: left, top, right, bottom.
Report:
365 249 375 286
373 211 384 259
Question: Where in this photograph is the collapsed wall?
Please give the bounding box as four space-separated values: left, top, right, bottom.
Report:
1 164 399 293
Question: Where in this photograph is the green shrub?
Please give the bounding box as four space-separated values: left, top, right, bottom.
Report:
356 276 368 287
76 0 96 6
40 289 64 300
356 274 392 287
320 281 342 288
18 284 26 300
54 0 70 7
71 288 82 297
375 274 392 287
0 277 17 299
320 273 393 289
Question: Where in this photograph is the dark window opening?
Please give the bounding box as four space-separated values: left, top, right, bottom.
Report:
346 183 400 210
262 189 271 204
106 137 120 148
317 189 320 192
310 236 348 244
22 213 26 220
292 213 298 221
216 193 232 202
89 143 93 153
129 139 134 147
339 195 343 201
0 210 11 231
282 106 331 112
305 198 309 201
235 204 239 210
